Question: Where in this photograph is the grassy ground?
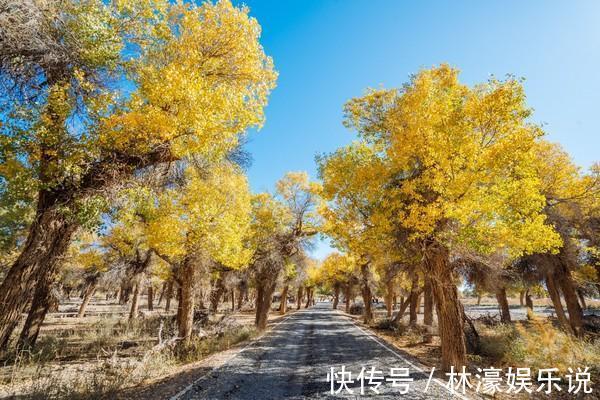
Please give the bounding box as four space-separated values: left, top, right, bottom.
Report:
0 295 291 399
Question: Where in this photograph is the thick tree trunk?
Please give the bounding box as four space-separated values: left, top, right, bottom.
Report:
556 265 584 337
409 274 419 326
129 282 141 321
147 284 154 311
0 203 78 350
279 285 289 315
165 280 174 312
545 272 573 335
177 260 195 341
360 264 373 324
17 269 58 350
425 245 466 372
495 287 511 323
332 285 340 310
255 281 276 330
423 278 434 327
296 287 303 310
77 282 97 318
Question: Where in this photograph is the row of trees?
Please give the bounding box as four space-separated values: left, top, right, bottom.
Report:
315 65 599 371
0 0 325 352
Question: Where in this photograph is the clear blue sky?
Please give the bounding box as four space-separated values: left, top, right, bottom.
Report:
234 0 600 258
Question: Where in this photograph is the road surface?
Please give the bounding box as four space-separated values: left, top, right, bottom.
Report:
172 303 473 400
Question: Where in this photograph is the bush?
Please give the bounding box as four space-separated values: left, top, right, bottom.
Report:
348 304 364 315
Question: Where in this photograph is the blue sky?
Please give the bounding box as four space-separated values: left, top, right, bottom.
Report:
234 1 600 258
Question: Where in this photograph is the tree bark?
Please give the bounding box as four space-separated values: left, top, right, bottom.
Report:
425 245 466 372
129 282 141 321
231 289 235 312
255 281 276 330
545 272 573 335
17 269 58 350
385 280 394 318
165 280 174 312
147 284 154 311
555 264 584 337
304 288 312 308
360 264 373 324
423 278 434 326
279 285 289 315
577 290 587 310
525 288 534 319
296 287 303 310
332 284 340 310
0 203 78 350
177 259 195 341
77 282 97 318
409 274 419 326
392 293 414 325
344 285 351 312
495 287 511 323
519 290 525 307
210 276 225 314
157 281 167 306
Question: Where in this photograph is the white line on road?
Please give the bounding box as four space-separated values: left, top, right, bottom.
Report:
169 310 304 400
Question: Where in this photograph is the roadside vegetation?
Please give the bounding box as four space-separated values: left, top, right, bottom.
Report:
0 0 598 399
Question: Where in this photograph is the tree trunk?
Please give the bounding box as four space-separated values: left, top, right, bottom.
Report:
423 278 434 327
577 290 587 310
279 285 289 315
332 285 340 310
129 282 141 321
210 276 225 314
17 270 58 350
425 245 466 372
77 282 97 318
344 285 351 312
525 289 534 319
255 281 276 330
165 280 174 312
409 274 419 326
296 287 303 310
545 272 573 335
147 284 154 311
519 290 525 307
495 287 511 323
556 264 584 337
305 288 312 308
237 285 245 310
0 203 78 350
360 264 373 324
476 293 481 306
177 260 195 341
385 280 394 318
392 294 413 325
157 281 167 306
231 289 235 312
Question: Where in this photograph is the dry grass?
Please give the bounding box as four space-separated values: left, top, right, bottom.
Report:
0 313 258 399
475 319 600 375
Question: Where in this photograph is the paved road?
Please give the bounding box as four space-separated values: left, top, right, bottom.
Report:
174 303 472 400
